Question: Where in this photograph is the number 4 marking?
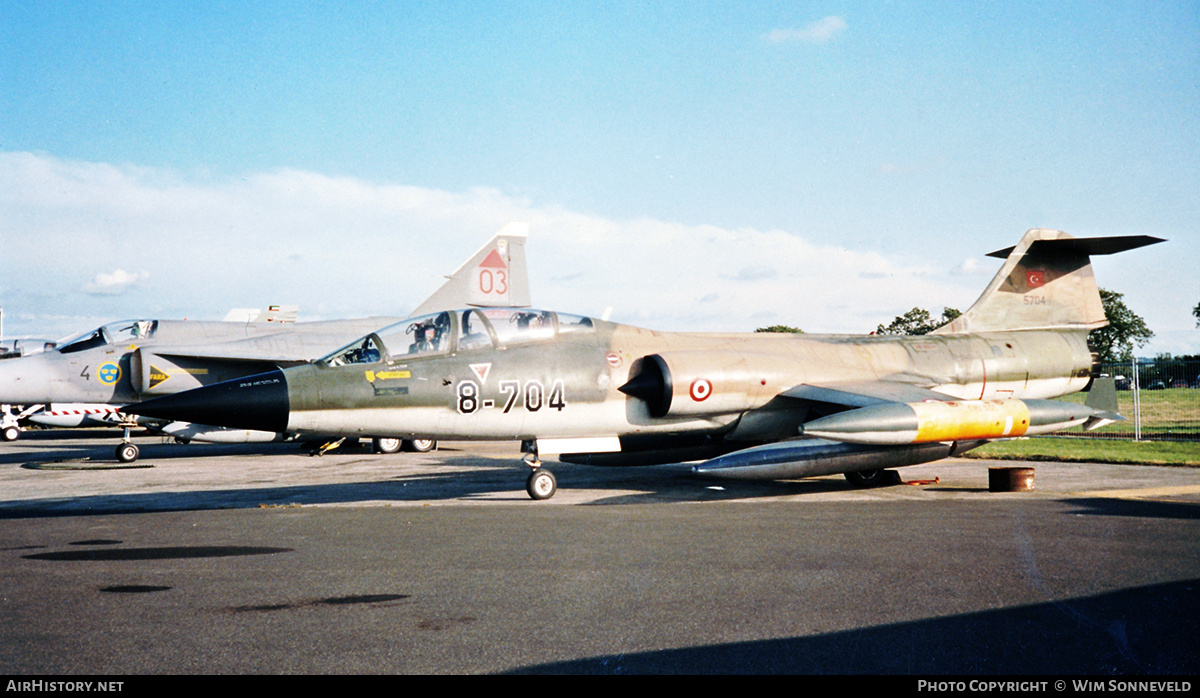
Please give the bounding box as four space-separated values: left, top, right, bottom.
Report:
548 380 566 411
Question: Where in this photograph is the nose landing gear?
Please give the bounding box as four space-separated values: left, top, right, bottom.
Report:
116 422 139 463
521 439 557 500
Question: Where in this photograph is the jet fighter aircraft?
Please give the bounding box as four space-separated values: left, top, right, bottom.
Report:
126 229 1161 499
2 225 531 459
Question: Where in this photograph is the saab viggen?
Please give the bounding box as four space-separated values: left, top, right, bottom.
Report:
2 224 531 458
126 229 1162 499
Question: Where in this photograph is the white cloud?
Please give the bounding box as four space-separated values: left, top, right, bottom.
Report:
0 151 979 339
763 16 847 44
951 258 992 276
82 270 150 296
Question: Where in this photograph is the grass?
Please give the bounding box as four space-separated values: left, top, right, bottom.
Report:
1054 387 1200 439
963 386 1200 465
965 437 1200 466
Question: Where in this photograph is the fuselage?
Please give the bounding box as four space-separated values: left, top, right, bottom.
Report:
275 309 1094 444
0 317 402 406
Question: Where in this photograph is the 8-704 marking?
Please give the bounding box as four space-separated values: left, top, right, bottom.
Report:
457 379 566 415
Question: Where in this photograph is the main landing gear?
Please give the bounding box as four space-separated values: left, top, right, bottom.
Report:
371 437 437 454
315 437 439 455
843 468 901 488
521 440 557 500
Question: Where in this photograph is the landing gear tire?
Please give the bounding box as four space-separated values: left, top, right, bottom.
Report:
116 443 139 463
844 468 898 488
526 468 557 500
2 426 18 442
373 437 402 454
404 439 437 453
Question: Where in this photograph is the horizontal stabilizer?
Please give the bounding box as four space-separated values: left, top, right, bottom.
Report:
986 235 1164 260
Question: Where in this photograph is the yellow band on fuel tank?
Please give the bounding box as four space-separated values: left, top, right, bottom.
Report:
912 399 1031 442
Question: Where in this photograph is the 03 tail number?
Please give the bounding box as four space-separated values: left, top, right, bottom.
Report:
478 269 509 296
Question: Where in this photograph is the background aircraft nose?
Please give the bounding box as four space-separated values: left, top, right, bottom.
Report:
0 352 65 404
124 369 290 434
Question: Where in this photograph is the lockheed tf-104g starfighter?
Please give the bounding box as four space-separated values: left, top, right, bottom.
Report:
127 229 1162 499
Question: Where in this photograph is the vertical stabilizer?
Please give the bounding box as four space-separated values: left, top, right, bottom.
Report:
933 229 1162 334
409 223 532 316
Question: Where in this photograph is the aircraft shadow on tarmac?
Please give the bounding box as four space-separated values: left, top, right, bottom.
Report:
0 429 317 464
7 434 1200 517
1 439 883 517
1066 497 1200 521
505 578 1200 675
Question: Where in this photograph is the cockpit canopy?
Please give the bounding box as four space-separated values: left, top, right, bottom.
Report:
322 308 594 367
57 320 159 354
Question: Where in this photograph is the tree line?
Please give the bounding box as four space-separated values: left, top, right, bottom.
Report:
757 288 1181 366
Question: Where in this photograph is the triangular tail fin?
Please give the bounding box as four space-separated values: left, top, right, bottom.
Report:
932 229 1163 334
408 222 532 316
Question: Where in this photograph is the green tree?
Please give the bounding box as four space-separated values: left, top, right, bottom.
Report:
1193 300 1199 327
874 307 962 336
755 325 804 333
1089 288 1154 364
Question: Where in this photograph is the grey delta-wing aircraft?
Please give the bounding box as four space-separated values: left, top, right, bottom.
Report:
126 229 1162 499
1 225 531 457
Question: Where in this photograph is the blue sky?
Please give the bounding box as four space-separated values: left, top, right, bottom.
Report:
2 2 1197 355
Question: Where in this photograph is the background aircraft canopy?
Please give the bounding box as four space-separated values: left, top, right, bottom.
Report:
57 320 159 354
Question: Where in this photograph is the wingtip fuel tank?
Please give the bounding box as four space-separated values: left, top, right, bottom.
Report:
799 398 1117 446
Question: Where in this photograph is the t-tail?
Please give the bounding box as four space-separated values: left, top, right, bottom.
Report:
932 229 1163 334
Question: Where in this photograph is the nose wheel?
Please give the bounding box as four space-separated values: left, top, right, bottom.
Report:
526 468 557 500
116 423 139 463
117 442 140 463
521 439 557 500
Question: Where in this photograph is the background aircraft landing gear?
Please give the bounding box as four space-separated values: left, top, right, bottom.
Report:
373 437 402 454
844 468 901 488
116 424 139 463
526 468 557 500
117 442 139 463
2 425 18 442
373 438 437 453
404 438 437 452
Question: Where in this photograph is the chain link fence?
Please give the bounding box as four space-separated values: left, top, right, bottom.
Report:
1068 358 1200 441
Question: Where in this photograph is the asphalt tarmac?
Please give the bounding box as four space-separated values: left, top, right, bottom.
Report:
1 429 1198 674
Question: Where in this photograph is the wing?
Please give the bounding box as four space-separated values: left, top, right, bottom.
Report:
780 381 956 409
696 379 1112 481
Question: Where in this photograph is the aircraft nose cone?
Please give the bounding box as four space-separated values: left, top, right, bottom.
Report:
124 369 290 434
